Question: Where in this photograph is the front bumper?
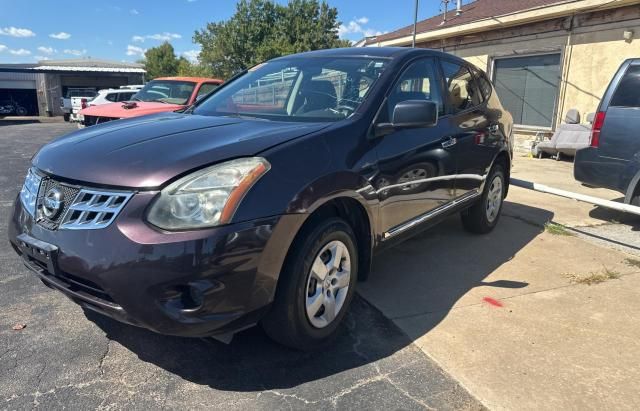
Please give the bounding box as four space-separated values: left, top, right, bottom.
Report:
9 193 303 337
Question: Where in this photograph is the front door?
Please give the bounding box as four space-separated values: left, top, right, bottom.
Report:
372 57 457 237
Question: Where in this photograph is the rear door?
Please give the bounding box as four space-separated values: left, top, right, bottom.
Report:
372 57 457 236
439 59 497 197
600 63 640 163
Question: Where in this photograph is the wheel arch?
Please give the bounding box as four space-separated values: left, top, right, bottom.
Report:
624 168 640 205
292 192 375 282
491 149 511 196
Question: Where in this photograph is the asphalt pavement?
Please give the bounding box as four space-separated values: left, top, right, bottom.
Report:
0 122 483 410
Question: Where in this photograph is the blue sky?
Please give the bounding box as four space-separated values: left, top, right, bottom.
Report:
0 0 452 64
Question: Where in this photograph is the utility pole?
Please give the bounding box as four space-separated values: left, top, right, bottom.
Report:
412 0 419 47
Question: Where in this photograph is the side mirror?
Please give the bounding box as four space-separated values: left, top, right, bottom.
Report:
374 100 438 138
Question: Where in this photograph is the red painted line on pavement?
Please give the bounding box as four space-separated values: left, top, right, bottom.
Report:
483 297 503 307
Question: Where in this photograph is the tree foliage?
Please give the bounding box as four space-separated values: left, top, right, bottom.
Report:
143 42 180 79
177 57 214 78
194 0 350 79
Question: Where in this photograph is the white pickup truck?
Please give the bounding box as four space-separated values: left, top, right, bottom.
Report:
60 88 96 121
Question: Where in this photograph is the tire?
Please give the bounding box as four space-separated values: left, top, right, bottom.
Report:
15 106 27 116
460 164 506 234
261 217 358 350
63 113 70 122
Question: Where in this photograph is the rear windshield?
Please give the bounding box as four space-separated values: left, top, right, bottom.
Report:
133 80 196 105
610 65 640 108
193 57 389 122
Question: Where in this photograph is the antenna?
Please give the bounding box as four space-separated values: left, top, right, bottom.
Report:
441 0 450 24
412 0 419 47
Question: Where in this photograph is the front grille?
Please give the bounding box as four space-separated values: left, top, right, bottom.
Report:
34 173 133 231
37 179 80 225
59 189 133 230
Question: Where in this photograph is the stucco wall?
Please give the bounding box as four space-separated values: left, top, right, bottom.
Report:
562 24 640 122
442 19 640 132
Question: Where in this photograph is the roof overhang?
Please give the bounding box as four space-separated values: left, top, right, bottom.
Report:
370 0 638 47
0 66 145 74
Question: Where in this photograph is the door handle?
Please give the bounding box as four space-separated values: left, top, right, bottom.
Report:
441 137 457 149
488 124 500 134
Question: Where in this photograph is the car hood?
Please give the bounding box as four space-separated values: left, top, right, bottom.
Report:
33 113 330 188
80 101 184 118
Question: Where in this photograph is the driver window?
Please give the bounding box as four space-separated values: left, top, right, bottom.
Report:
384 58 443 122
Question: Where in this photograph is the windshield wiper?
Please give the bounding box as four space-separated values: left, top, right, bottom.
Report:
151 99 170 104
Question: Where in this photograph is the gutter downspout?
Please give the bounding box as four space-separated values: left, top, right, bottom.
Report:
558 14 575 129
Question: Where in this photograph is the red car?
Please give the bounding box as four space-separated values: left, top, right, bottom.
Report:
80 77 223 126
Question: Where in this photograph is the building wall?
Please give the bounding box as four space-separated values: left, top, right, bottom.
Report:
414 5 640 151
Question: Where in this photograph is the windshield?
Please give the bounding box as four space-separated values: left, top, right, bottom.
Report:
194 57 388 122
133 80 196 105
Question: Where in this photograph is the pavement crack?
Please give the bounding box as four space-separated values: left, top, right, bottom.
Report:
99 339 112 377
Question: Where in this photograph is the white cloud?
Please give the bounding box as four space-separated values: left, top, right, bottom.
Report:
182 49 200 63
0 44 7 52
9 48 31 56
0 27 36 37
34 55 50 61
187 0 197 2
63 48 87 56
126 44 146 57
37 46 55 54
130 8 139 15
49 32 71 40
107 40 114 46
338 17 382 39
132 32 181 42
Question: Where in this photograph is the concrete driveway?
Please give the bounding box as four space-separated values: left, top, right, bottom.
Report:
0 122 481 410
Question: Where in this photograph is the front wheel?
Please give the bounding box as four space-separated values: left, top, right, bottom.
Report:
261 217 358 350
461 164 506 234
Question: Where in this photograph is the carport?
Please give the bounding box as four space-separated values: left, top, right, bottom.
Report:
0 59 145 117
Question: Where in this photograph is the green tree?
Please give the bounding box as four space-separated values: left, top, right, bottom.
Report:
194 0 350 79
177 57 214 78
143 42 180 79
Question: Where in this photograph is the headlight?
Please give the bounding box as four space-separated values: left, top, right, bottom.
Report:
147 157 270 230
20 168 42 216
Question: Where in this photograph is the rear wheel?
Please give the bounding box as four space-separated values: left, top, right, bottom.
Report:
261 217 358 350
461 164 506 234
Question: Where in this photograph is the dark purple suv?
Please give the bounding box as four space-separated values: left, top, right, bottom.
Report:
9 48 513 349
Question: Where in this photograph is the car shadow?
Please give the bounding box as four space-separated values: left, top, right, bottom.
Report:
85 200 552 391
588 198 640 230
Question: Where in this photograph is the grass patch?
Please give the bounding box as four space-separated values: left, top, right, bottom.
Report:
565 268 621 286
544 222 573 236
624 258 640 269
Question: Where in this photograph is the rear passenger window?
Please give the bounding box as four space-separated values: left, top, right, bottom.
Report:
118 93 134 102
441 61 482 114
105 93 118 102
472 68 492 101
610 65 640 108
383 58 443 121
